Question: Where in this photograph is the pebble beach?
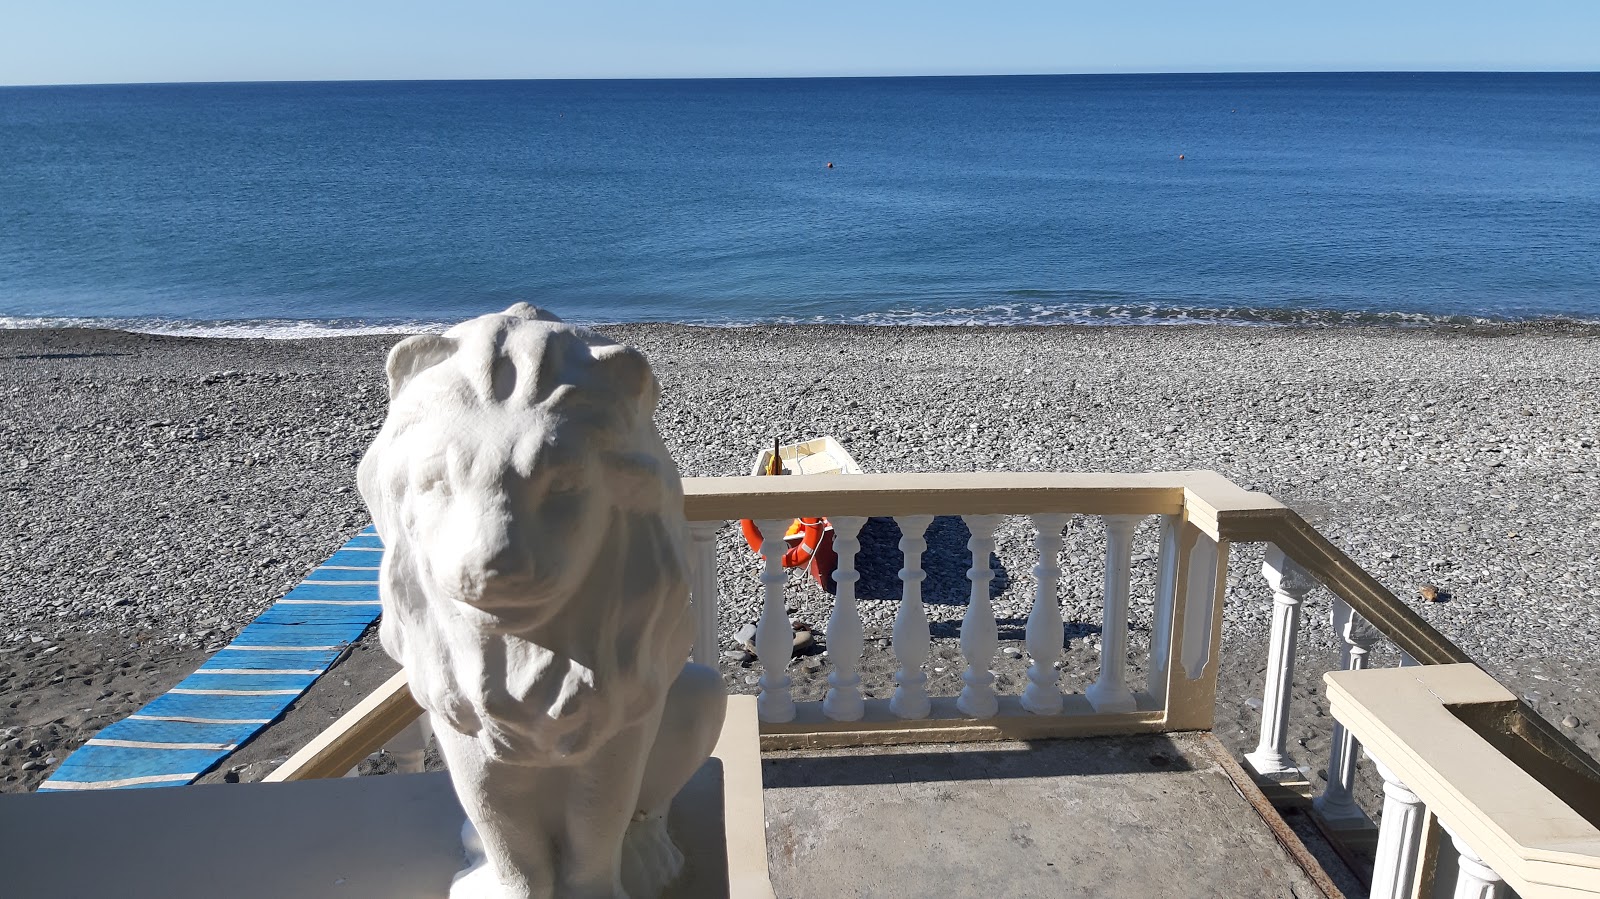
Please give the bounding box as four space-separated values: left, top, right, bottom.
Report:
2 322 1598 795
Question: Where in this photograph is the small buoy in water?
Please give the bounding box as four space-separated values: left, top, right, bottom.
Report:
826 161 834 168
1178 154 1186 160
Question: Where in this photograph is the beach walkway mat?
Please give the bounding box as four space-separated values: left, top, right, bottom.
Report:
37 527 385 791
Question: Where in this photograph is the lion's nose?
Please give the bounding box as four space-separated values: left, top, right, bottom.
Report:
442 528 531 607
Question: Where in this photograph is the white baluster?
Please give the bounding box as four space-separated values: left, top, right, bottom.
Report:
1441 823 1506 899
387 716 433 774
753 518 796 723
1180 531 1221 679
957 514 1004 718
1314 597 1379 824
823 516 868 722
1369 759 1427 899
890 515 934 719
687 520 722 667
1022 514 1069 715
1087 514 1142 713
1245 544 1317 778
1145 516 1181 706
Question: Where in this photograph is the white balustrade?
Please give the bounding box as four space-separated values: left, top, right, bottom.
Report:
753 518 796 723
1314 597 1379 824
1087 515 1142 713
1245 544 1318 779
1442 823 1507 899
346 716 432 777
387 716 432 774
823 516 868 722
1145 516 1181 706
687 520 722 667
1180 531 1222 679
1022 514 1069 714
957 514 1004 718
1369 759 1428 899
890 515 934 719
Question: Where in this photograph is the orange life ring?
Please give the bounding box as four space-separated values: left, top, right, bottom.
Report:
740 517 826 569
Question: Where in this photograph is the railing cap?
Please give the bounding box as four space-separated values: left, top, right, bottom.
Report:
1326 664 1600 895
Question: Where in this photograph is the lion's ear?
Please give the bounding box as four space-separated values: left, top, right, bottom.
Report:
590 344 660 414
386 334 458 400
503 302 563 322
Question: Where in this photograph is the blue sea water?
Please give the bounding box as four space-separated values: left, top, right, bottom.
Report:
1 73 1597 335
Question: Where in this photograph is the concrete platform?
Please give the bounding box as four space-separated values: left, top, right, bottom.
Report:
0 697 772 898
762 731 1334 899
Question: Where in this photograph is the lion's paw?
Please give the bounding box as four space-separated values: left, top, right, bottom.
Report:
620 812 685 898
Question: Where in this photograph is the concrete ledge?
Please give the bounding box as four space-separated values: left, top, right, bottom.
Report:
0 696 771 899
1326 664 1600 897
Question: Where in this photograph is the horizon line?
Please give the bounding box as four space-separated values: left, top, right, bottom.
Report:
5 68 1598 89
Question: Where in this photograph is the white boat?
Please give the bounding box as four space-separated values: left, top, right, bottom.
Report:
748 435 864 477
741 437 863 592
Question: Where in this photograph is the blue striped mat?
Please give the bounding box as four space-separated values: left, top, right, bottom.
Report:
38 527 386 791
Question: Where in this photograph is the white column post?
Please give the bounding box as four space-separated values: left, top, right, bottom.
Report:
687 520 722 667
1022 514 1069 715
1145 516 1181 706
890 515 934 720
1314 597 1378 824
1442 824 1506 899
1245 544 1317 778
753 518 796 723
1087 514 1142 713
1369 758 1428 899
823 516 868 722
1180 532 1222 680
387 716 432 774
957 514 1004 718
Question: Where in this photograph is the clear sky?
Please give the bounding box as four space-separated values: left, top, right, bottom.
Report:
3 0 1597 86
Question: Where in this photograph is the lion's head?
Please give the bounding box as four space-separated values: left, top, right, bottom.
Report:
357 304 692 765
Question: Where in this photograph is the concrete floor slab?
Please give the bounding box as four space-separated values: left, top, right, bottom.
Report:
762 732 1329 899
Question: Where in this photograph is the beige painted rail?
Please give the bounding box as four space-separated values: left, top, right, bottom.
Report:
268 470 1582 788
1327 664 1600 897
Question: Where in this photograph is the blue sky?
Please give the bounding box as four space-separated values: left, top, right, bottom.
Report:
3 0 1597 86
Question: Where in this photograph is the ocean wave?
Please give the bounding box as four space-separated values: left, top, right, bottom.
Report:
3 302 1596 337
0 316 454 339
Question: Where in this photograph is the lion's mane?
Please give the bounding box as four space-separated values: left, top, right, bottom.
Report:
357 304 693 765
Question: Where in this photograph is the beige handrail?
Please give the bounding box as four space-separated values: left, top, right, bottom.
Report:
266 670 422 782
1227 508 1473 667
265 471 1515 781
682 470 1185 520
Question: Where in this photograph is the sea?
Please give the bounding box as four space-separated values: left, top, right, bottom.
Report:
1 73 1597 336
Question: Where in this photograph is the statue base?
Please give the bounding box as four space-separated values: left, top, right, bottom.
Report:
0 697 770 899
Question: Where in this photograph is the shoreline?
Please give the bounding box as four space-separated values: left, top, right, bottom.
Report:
6 314 1600 342
2 323 1597 793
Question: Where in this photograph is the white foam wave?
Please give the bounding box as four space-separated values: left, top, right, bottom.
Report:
3 302 1593 336
0 316 453 339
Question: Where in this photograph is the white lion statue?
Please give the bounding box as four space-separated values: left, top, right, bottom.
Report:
358 304 727 899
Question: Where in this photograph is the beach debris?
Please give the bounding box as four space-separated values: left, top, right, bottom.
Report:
1563 715 1581 728
733 621 758 655
1419 583 1441 602
734 619 815 658
792 620 817 655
